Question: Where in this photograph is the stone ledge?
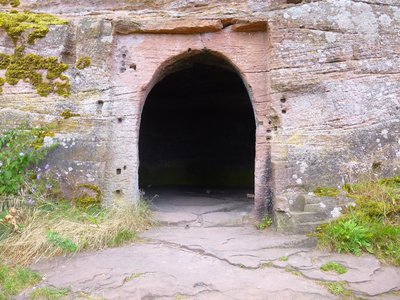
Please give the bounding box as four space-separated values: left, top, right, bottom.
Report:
113 19 223 34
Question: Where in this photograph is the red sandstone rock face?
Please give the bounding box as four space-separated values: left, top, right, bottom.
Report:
0 0 399 231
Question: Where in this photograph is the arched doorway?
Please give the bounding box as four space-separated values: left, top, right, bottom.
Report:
139 52 256 197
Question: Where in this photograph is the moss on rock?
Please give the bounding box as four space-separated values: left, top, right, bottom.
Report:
314 187 340 197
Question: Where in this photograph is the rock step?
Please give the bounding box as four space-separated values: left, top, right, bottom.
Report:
304 203 335 213
305 195 337 205
293 221 327 234
289 212 328 224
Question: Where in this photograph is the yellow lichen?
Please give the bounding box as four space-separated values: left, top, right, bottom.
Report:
75 184 102 207
76 57 91 70
0 0 19 7
0 10 68 45
60 109 80 119
0 52 70 97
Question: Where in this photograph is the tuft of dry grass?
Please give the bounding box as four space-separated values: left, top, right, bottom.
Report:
0 200 154 266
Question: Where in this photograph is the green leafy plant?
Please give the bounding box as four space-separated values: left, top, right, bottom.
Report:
46 231 77 253
320 262 347 275
0 126 57 196
257 216 273 230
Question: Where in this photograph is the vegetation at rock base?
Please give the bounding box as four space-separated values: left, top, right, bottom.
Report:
0 125 56 195
0 201 153 266
0 124 153 266
257 216 273 230
314 176 400 265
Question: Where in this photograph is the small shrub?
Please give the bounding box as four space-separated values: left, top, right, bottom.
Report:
257 216 273 230
29 287 70 300
320 262 347 275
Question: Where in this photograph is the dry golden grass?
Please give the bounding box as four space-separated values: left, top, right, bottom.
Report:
0 201 154 266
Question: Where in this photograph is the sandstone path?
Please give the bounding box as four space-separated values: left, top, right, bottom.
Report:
25 191 400 299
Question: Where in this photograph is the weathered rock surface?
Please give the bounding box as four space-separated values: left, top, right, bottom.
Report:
0 0 399 229
26 196 400 299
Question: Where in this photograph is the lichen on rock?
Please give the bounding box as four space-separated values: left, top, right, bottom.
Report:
0 10 68 45
0 0 19 7
76 57 91 70
0 9 72 96
0 52 70 97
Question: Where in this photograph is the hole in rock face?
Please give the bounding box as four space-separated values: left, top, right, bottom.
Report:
117 117 123 123
116 168 122 175
282 109 287 114
139 53 255 190
130 63 137 70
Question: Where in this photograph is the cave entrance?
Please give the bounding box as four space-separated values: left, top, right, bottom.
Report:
139 53 255 200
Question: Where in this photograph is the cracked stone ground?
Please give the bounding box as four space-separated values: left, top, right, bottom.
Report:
22 191 400 299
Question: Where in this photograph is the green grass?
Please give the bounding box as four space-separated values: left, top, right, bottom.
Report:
320 262 347 275
320 281 352 296
0 263 41 298
315 176 400 265
29 287 69 300
107 229 136 247
0 200 153 266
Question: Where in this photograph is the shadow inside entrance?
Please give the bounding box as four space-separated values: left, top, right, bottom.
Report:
139 53 256 195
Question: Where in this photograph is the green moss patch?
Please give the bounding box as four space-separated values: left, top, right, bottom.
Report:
313 187 340 197
320 262 347 275
0 10 68 45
